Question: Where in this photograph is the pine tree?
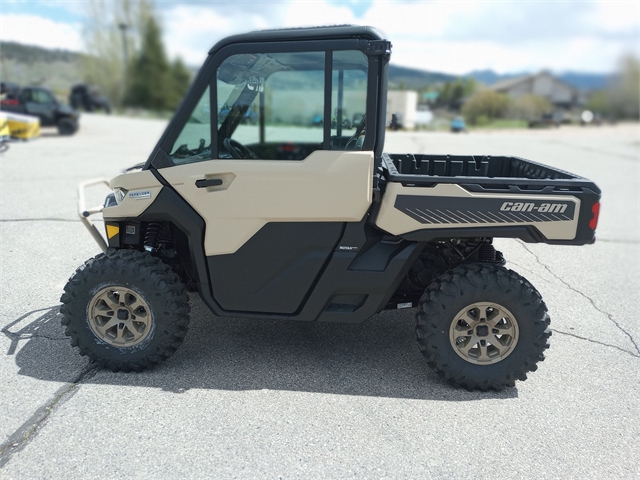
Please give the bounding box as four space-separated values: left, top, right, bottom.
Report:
82 0 153 108
127 15 170 110
167 57 192 110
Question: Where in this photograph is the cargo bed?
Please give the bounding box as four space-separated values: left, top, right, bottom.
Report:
382 153 599 190
376 153 601 245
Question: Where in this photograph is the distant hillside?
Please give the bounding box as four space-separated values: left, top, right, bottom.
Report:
1 41 611 96
465 69 611 91
0 41 82 63
385 64 610 92
556 72 611 91
0 41 83 96
388 64 456 89
465 70 519 86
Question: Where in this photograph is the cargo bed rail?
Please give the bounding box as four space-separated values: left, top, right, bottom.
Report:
382 153 600 193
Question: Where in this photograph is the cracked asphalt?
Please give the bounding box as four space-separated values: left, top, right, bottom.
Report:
0 115 638 478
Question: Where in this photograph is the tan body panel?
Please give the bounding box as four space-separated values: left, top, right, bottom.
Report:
104 170 164 218
376 183 580 241
160 150 374 256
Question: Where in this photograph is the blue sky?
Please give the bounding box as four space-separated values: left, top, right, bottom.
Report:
1 0 638 74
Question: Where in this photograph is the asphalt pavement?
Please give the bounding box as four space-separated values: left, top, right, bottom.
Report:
0 115 638 478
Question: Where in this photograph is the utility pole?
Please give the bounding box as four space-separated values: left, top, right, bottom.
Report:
118 23 130 96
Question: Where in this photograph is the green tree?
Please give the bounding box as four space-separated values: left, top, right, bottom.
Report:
82 0 153 108
461 77 478 97
583 55 639 119
167 57 192 110
438 81 452 107
585 91 608 114
461 90 511 125
127 15 170 110
608 55 639 119
451 83 464 103
508 94 554 121
437 78 478 110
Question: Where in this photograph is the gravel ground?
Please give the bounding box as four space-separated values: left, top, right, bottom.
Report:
0 114 638 479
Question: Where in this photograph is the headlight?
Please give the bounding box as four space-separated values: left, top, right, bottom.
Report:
113 187 128 204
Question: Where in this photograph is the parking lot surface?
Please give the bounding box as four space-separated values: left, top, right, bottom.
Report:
1 115 638 478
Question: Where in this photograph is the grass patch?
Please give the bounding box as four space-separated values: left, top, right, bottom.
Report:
470 119 528 130
112 108 175 120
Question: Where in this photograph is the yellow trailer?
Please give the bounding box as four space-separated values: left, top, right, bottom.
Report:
3 112 40 140
0 113 10 139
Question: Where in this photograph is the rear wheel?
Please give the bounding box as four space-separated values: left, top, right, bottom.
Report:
60 250 190 372
402 245 452 294
57 117 78 135
416 263 550 391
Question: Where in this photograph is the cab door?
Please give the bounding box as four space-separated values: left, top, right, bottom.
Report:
157 44 377 315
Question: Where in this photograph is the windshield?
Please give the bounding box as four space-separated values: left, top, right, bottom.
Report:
170 87 212 164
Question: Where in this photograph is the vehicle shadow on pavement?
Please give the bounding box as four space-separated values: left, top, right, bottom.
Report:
2 306 89 378
4 299 518 401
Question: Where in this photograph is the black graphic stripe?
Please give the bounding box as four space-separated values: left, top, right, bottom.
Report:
394 195 576 226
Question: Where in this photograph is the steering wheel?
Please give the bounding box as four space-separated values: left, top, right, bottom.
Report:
223 138 258 159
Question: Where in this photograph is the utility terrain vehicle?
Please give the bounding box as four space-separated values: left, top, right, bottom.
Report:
62 26 601 390
69 84 112 114
1 86 79 135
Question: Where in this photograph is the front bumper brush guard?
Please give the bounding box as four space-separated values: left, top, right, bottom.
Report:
78 179 110 253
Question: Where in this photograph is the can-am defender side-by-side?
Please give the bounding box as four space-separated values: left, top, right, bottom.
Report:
61 26 601 391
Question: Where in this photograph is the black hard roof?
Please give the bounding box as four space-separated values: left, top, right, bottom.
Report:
208 25 387 55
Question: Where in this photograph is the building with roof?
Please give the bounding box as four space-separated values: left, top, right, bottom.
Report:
489 71 580 108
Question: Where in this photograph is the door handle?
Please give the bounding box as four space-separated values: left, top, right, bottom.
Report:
195 178 223 188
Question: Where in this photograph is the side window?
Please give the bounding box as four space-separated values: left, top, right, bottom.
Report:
217 51 325 160
331 50 368 150
33 90 54 104
169 86 211 164
216 49 369 161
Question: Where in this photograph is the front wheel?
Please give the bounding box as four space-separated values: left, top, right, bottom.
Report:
60 250 190 372
416 263 550 391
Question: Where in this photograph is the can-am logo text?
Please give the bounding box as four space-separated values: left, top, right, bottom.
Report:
500 202 568 214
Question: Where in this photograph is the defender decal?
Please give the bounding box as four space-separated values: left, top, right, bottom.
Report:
129 190 152 200
395 195 576 225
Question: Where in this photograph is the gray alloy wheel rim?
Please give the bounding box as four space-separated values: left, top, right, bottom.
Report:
88 286 152 347
449 302 519 365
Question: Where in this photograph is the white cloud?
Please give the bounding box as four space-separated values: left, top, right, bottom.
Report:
590 1 639 35
358 0 638 73
392 37 630 75
284 1 358 27
161 3 291 65
162 6 233 65
0 13 82 51
2 0 637 74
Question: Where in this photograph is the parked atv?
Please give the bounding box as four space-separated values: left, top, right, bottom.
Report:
69 84 111 113
62 26 601 391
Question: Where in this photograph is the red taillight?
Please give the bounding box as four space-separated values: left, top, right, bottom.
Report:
589 202 600 230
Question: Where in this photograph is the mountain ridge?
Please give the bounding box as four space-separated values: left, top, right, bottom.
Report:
464 68 611 91
1 41 611 92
